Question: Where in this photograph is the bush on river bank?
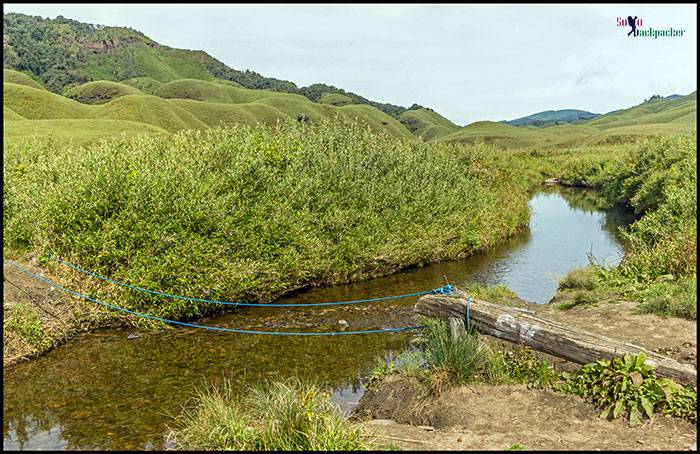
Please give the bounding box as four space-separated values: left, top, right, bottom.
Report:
369 318 696 426
556 135 697 319
3 118 528 322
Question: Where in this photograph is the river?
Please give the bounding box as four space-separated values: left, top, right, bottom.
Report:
2 187 634 450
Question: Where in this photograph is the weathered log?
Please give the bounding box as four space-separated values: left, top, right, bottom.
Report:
415 290 697 385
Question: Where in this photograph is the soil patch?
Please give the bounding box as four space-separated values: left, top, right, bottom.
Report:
3 262 105 367
354 375 697 450
537 294 696 368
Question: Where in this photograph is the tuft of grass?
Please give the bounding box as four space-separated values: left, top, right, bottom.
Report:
463 283 525 307
506 442 526 451
555 290 600 310
559 267 599 291
169 377 369 450
635 275 696 320
417 317 491 386
4 302 53 351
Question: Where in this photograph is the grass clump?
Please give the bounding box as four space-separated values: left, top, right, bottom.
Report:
3 302 53 351
558 352 697 426
169 377 369 450
462 283 525 307
558 267 599 291
555 290 601 310
634 275 696 320
376 318 558 391
417 317 491 386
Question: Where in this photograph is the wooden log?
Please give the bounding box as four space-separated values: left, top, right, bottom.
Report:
415 289 696 385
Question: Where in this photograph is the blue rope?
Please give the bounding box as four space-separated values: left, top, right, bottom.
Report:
3 258 426 336
465 295 473 332
46 253 452 307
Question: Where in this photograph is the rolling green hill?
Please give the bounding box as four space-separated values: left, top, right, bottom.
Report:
503 109 600 127
64 80 143 104
398 108 461 141
437 121 544 148
4 12 695 148
4 119 168 145
318 92 353 106
436 93 696 148
4 77 414 145
3 68 44 90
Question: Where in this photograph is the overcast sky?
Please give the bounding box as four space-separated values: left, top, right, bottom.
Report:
4 4 697 125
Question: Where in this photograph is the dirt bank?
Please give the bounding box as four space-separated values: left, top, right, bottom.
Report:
3 261 107 367
538 292 696 368
354 375 697 451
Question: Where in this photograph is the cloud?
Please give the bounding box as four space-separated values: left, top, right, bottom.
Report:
575 68 612 87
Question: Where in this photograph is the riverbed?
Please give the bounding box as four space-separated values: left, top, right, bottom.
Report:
2 187 633 450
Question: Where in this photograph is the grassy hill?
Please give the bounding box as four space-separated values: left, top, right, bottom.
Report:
4 68 45 90
318 92 352 106
436 93 696 149
4 76 414 145
64 80 143 104
4 119 168 145
437 121 544 148
398 108 461 141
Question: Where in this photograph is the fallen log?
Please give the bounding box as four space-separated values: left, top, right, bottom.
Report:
414 289 696 385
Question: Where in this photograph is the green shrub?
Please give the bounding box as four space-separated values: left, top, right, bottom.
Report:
560 135 696 289
558 352 696 426
559 267 599 290
495 346 560 388
169 377 369 450
635 275 697 320
4 118 528 322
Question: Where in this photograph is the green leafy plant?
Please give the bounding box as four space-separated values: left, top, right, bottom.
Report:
559 352 695 426
497 345 560 388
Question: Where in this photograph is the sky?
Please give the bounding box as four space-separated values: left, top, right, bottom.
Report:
4 4 697 125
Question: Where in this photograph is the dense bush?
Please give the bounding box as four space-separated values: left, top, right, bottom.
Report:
4 118 528 321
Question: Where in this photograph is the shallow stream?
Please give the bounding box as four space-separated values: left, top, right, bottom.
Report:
2 187 634 450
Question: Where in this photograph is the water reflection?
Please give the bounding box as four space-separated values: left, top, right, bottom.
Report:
3 188 633 450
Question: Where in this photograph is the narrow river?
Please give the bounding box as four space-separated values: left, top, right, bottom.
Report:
2 187 634 450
